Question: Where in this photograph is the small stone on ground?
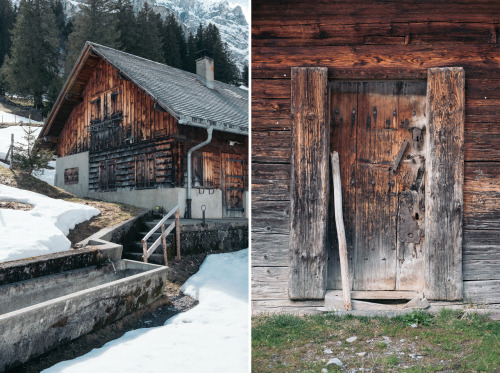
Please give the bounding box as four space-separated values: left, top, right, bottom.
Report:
346 336 358 343
327 357 343 366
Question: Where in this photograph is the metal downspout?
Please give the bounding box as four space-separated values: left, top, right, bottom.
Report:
186 127 213 218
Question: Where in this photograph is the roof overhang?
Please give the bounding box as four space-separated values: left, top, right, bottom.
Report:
178 115 248 136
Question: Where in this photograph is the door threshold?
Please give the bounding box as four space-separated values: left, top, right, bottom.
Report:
322 290 429 312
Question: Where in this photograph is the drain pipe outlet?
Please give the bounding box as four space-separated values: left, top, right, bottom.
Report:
186 126 213 218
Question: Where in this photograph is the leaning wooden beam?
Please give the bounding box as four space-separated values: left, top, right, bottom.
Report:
331 151 352 311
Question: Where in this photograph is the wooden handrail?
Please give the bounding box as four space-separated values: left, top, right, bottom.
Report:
141 205 181 265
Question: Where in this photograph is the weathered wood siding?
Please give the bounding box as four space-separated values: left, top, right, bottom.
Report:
56 58 248 193
252 0 500 312
57 60 177 158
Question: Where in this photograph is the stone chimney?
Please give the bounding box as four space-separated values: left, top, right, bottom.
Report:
196 56 215 89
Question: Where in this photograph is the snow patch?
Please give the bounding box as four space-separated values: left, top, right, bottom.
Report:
0 125 56 185
0 185 100 263
43 249 249 372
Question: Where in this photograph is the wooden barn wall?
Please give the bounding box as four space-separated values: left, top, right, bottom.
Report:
57 59 177 158
251 0 500 312
56 58 248 192
176 125 249 189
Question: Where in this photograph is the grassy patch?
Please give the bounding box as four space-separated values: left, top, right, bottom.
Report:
0 167 143 245
252 310 500 372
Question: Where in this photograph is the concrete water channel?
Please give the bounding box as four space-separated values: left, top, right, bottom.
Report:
0 212 248 371
0 240 167 371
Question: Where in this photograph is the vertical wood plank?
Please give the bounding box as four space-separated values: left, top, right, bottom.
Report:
395 82 427 292
425 67 465 300
354 82 399 291
289 67 329 300
327 81 357 290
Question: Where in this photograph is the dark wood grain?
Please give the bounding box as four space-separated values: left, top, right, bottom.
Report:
425 67 465 300
288 67 330 299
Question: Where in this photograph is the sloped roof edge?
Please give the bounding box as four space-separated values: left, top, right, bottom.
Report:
40 42 248 141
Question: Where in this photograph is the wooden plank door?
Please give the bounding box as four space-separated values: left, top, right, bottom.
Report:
327 81 357 290
222 153 245 218
354 82 401 290
329 81 427 292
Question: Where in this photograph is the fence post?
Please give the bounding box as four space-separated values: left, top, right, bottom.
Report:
175 209 181 260
10 134 14 169
161 223 168 266
142 239 148 263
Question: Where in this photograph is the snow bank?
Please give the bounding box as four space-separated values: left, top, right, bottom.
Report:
44 249 250 373
0 125 56 185
0 184 100 263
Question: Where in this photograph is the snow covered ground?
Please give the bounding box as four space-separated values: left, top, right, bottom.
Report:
0 184 100 263
0 121 56 185
0 109 43 126
44 249 250 373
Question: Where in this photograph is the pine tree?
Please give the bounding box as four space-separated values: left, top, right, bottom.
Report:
195 23 204 52
1 0 59 108
115 0 137 54
186 31 196 73
12 124 54 175
0 0 15 94
65 0 120 75
136 2 164 63
201 23 240 84
242 64 248 87
162 14 182 68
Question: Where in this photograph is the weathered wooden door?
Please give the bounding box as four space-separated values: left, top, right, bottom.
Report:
289 67 463 300
328 81 427 292
222 153 245 217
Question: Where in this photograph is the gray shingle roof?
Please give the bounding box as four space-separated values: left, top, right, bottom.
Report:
89 42 248 135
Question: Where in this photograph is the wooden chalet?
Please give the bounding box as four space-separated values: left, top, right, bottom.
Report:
40 42 248 219
252 1 499 313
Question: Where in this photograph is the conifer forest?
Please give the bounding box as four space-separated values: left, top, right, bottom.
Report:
0 0 245 114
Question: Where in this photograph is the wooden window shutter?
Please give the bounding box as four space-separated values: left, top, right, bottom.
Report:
289 67 330 300
425 67 465 300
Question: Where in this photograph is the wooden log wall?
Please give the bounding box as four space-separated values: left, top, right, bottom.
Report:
57 60 177 158
252 0 500 313
177 125 248 188
56 58 248 192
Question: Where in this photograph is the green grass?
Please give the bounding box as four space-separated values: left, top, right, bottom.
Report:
252 310 500 372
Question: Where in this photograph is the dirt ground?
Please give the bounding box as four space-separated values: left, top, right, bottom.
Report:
9 253 207 373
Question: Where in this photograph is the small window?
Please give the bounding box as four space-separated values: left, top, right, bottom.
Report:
90 97 101 123
64 167 79 185
135 155 155 189
99 160 116 191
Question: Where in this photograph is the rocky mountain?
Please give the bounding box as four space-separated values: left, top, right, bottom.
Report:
12 0 248 72
152 0 248 70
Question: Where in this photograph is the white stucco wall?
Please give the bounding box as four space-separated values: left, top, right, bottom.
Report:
56 153 248 219
55 152 89 197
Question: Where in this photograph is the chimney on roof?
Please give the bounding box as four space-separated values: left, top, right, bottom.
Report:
196 50 214 89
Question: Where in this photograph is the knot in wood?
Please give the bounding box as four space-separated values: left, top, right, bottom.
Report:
306 112 316 122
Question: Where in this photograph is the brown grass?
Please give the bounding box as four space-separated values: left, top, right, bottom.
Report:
0 167 143 246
